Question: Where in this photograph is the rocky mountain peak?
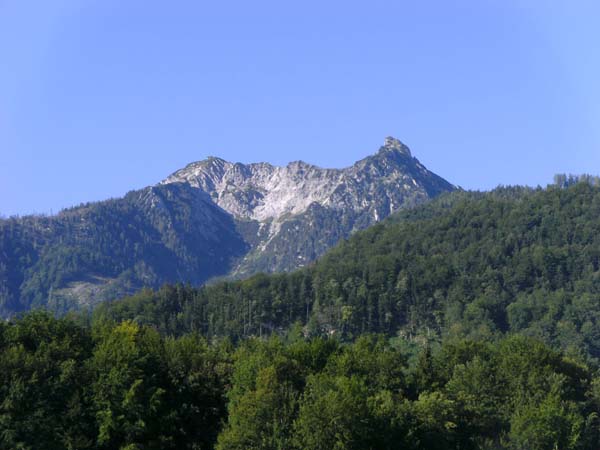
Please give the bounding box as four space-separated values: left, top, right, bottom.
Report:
381 136 411 157
161 137 453 231
0 137 455 314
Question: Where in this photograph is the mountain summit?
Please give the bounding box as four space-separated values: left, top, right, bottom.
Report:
159 136 454 275
163 136 450 227
381 135 412 155
0 138 454 315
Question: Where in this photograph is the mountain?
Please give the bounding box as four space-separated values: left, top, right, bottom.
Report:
0 137 454 316
162 136 454 275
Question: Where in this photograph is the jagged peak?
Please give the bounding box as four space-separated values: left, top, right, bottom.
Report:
168 136 415 182
380 136 411 157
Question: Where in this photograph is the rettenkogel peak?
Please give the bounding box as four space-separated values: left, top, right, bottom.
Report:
381 136 411 157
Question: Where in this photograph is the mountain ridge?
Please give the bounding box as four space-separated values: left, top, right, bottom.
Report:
161 136 453 223
0 137 454 316
160 136 454 276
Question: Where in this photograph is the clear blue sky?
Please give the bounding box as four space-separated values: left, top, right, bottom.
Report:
1 1 599 216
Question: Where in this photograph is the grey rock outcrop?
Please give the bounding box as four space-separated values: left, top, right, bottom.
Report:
162 137 455 274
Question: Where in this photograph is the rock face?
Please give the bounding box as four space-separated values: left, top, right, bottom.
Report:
0 137 454 316
164 137 432 222
162 136 455 274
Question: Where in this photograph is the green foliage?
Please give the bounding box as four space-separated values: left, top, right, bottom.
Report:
0 312 231 450
1 312 600 449
91 321 168 448
216 333 600 450
293 374 376 450
0 312 94 449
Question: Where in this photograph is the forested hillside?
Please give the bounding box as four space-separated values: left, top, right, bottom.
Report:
0 183 247 316
96 181 600 362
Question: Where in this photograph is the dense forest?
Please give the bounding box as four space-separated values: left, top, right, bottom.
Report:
5 180 600 449
1 312 599 450
96 181 600 362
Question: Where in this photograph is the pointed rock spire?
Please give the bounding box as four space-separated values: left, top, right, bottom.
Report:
382 136 411 156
